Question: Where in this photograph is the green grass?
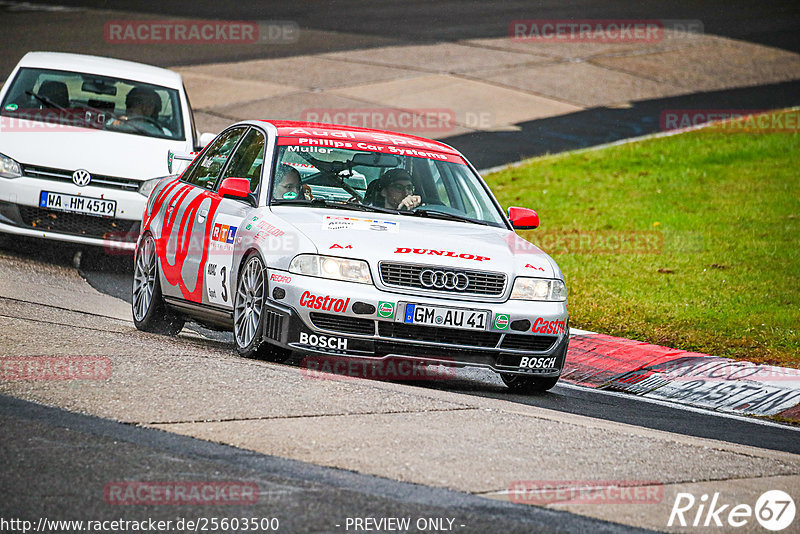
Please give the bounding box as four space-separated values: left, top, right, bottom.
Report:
487 109 800 367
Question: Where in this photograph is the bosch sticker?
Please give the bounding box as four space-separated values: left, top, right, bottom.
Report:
299 332 348 350
520 356 557 369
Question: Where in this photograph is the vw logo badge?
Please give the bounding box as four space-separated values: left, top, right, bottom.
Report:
72 169 92 187
419 269 470 291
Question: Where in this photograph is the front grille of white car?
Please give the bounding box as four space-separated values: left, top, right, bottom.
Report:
17 205 138 239
23 164 141 192
379 262 506 296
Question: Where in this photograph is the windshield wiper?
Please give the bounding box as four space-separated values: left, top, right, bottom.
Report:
336 202 398 214
402 208 494 226
25 90 67 111
271 198 398 214
24 91 114 132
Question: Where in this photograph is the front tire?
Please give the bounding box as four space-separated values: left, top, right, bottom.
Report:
233 254 291 361
234 254 266 358
132 233 185 335
501 373 559 394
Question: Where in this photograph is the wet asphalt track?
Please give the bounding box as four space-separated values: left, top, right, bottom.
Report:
0 394 653 534
4 237 798 457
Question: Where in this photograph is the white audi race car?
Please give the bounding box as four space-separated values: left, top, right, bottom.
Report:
0 52 213 251
132 121 569 392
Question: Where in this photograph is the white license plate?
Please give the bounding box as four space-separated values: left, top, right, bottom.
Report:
403 303 488 330
39 191 116 218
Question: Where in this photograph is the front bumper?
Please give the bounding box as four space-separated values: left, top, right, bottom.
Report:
0 175 145 250
260 270 569 377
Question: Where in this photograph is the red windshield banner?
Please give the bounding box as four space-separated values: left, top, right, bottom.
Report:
276 137 466 165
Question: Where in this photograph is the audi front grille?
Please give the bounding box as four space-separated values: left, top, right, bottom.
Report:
379 262 506 296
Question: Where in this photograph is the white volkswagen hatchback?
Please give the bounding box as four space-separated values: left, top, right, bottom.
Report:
0 52 212 251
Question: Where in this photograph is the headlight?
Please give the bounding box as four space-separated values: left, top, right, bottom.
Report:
510 277 567 301
289 254 372 284
0 152 22 178
138 177 163 197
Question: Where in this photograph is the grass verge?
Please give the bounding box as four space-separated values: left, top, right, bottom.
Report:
488 109 799 367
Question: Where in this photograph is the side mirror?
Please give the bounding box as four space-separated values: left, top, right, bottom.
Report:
507 206 539 230
196 132 216 150
219 177 254 206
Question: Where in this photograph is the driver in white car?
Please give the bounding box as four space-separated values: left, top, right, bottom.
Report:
109 87 170 136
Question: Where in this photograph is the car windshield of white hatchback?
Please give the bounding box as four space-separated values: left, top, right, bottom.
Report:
0 67 185 141
270 144 506 227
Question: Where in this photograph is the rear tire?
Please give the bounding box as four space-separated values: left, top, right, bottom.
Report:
132 233 185 335
233 253 290 361
500 374 559 394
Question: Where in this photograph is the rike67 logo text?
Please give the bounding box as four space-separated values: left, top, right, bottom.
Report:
669 490 795 531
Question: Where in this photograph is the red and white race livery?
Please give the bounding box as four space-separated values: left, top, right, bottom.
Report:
132 121 568 392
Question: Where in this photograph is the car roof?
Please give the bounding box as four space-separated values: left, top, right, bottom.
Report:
261 120 462 156
15 51 184 89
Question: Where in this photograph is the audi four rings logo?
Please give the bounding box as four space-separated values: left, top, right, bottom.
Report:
419 270 470 290
72 169 92 187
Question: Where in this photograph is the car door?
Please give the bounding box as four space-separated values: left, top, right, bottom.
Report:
158 126 247 302
196 127 267 310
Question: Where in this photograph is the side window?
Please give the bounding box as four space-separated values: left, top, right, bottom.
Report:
181 127 246 189
221 128 266 193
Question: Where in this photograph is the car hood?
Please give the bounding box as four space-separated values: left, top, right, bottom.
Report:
271 206 558 278
0 123 190 181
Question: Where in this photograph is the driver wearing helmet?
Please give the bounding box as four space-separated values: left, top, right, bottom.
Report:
364 168 421 210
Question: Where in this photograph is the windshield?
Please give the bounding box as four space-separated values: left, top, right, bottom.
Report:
0 67 185 141
270 143 506 227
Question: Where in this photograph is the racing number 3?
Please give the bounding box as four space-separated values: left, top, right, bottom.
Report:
220 266 227 302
